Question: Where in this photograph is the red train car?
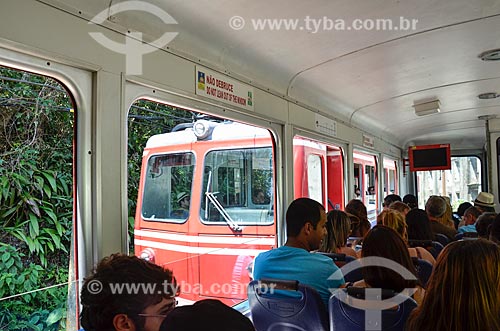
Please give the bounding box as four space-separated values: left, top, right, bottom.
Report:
135 120 346 305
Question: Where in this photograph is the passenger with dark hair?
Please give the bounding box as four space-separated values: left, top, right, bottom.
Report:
476 212 497 238
406 209 435 242
253 198 345 306
454 201 473 228
252 188 266 204
367 185 376 195
457 206 482 234
354 226 424 304
488 213 500 244
80 253 177 331
377 210 435 265
406 239 500 330
345 199 371 246
320 210 357 258
406 208 441 258
383 194 401 209
345 199 369 227
425 196 457 241
159 299 255 331
403 194 418 209
473 192 496 213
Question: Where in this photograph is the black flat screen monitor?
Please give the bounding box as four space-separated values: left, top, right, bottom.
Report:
409 144 451 171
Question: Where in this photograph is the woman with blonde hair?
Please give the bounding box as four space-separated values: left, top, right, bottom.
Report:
389 201 410 216
406 239 500 330
437 196 455 229
377 209 435 265
320 210 357 258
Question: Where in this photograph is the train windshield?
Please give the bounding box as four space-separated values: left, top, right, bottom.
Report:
142 152 195 221
201 147 274 225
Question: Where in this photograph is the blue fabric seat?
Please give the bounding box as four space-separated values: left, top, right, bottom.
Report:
408 239 444 259
434 233 450 246
329 287 417 331
316 252 363 283
247 279 328 331
455 232 479 241
411 257 433 288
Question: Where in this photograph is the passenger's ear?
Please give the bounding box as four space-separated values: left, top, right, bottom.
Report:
113 314 135 331
304 222 313 235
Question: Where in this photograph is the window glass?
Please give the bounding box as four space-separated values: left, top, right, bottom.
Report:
383 158 398 195
307 154 323 204
353 151 378 223
417 156 482 210
141 152 195 221
201 147 273 224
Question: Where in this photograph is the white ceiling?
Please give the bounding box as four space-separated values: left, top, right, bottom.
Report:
52 0 500 150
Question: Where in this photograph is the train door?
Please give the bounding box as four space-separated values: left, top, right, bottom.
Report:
293 136 344 211
353 150 378 223
383 158 399 196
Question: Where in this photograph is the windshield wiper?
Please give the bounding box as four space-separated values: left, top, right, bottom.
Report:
204 170 242 232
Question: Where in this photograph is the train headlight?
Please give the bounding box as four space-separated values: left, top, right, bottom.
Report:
139 248 156 263
193 120 212 140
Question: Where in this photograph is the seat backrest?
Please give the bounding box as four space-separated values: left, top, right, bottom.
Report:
248 279 328 331
411 257 433 288
434 233 450 246
316 252 347 262
408 240 443 259
429 241 444 258
456 232 479 241
316 252 363 283
329 287 417 331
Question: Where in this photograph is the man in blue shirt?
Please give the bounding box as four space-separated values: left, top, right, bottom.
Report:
253 198 345 306
458 206 481 234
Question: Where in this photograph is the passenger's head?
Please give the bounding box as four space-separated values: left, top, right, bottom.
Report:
403 194 418 209
81 254 177 331
368 186 375 195
405 208 434 241
389 201 410 216
361 226 418 292
285 198 326 250
253 189 266 204
474 192 496 213
456 202 473 217
488 213 500 244
425 196 447 220
159 299 255 331
383 194 402 209
321 210 351 253
438 198 454 228
345 199 368 223
406 240 500 331
177 192 190 209
377 209 407 240
463 206 481 225
475 212 497 238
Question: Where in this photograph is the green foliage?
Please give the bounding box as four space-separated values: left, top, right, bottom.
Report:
127 99 192 252
0 67 72 330
0 245 67 331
